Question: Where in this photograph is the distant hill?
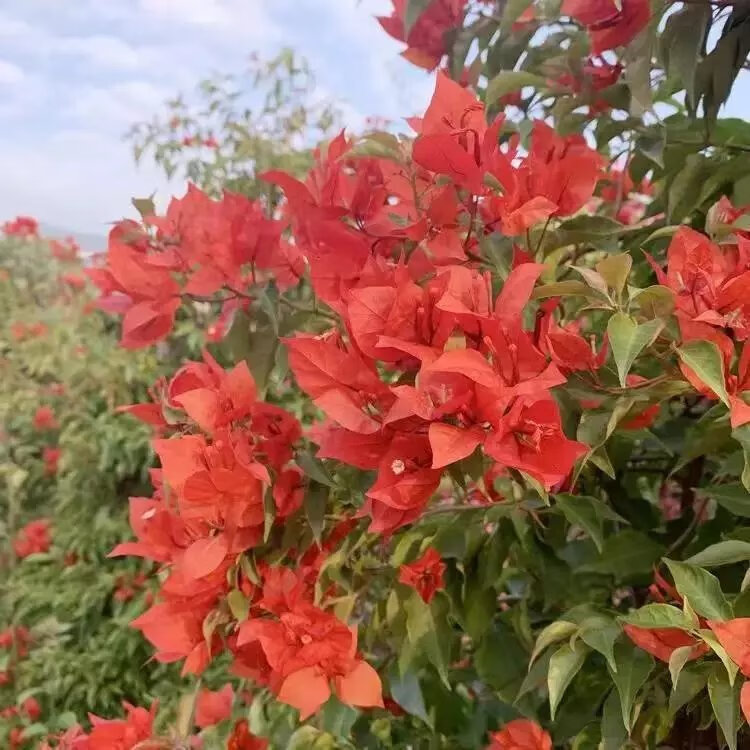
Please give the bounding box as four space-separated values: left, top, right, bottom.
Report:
40 223 107 255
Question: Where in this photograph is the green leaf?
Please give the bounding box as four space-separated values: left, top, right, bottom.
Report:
699 629 739 684
404 593 449 687
669 662 710 716
500 0 533 31
464 587 497 641
621 603 692 630
226 590 249 622
580 530 663 580
700 483 750 517
530 620 578 665
304 483 328 546
660 4 711 104
579 616 620 673
708 665 740 750
389 668 431 726
548 642 588 720
596 253 632 296
668 645 695 688
131 194 155 219
262 489 275 543
633 285 675 318
531 280 591 299
555 493 626 552
665 559 733 621
486 71 547 104
732 423 750 492
686 540 750 568
601 690 628 750
677 340 729 405
403 0 432 34
296 451 337 489
607 313 663 387
607 642 654 731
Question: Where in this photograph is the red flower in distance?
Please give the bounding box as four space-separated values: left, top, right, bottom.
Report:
33 406 58 431
487 718 552 750
43 446 61 476
399 547 446 603
195 683 234 728
14 519 51 558
3 216 38 238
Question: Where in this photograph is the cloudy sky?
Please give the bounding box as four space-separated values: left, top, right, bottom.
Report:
0 0 433 237
3 1 750 240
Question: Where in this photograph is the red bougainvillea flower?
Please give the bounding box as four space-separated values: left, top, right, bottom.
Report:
556 57 622 94
43 446 61 476
399 547 446 603
21 696 41 720
0 626 31 656
624 624 708 663
195 683 234 728
86 701 157 749
377 0 468 70
237 603 383 719
563 0 650 53
487 718 553 750
33 406 58 431
14 519 51 558
228 719 269 750
484 398 587 490
707 618 750 676
3 215 39 238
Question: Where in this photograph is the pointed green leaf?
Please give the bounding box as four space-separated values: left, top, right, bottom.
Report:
579 616 620 673
548 642 588 720
621 603 692 630
530 620 578 665
607 313 663 387
607 642 654 731
556 493 626 552
708 665 740 750
665 559 733 621
686 540 750 568
677 340 729 406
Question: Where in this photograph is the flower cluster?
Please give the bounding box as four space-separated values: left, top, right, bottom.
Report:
271 73 600 533
112 351 383 718
86 185 303 348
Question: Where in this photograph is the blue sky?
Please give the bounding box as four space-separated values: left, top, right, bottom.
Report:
2 1 750 238
0 0 434 235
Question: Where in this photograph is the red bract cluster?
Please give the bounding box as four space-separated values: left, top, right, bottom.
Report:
563 0 650 53
377 0 467 70
647 223 750 426
2 216 39 238
398 547 445 603
86 185 303 348
112 352 383 719
13 519 51 558
486 718 552 750
270 74 597 532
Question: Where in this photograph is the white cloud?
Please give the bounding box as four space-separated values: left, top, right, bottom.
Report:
0 59 24 85
65 80 171 130
55 35 143 70
0 129 184 233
